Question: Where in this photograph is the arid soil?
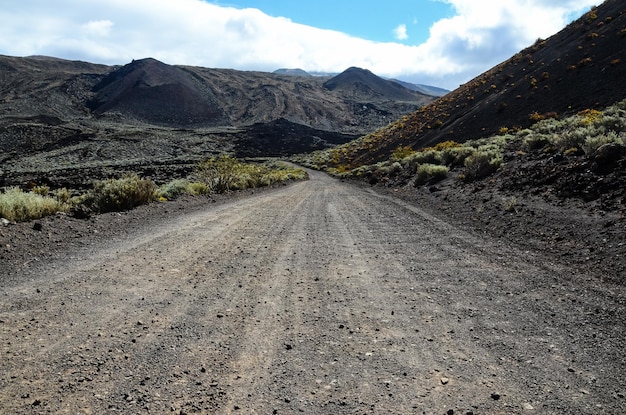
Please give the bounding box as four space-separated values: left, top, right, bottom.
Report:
1 171 625 414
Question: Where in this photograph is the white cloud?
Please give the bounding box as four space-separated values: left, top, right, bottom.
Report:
0 0 598 89
394 24 408 41
82 20 114 37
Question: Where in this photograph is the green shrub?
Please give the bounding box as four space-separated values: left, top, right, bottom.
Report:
555 127 592 151
402 150 442 170
522 133 553 150
0 187 69 222
187 182 210 195
463 151 502 181
157 179 191 200
414 164 449 186
83 174 157 213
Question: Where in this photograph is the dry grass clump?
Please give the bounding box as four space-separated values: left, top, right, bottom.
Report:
0 187 69 222
186 182 210 196
81 174 157 213
502 196 517 212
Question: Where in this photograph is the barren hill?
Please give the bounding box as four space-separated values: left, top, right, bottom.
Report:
0 56 436 188
87 58 229 126
322 67 429 101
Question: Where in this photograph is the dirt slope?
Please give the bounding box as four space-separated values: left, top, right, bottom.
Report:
1 172 624 414
335 0 626 168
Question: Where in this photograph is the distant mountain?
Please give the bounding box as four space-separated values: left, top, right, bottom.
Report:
331 0 626 168
0 54 439 133
323 67 431 102
389 79 449 97
273 68 312 77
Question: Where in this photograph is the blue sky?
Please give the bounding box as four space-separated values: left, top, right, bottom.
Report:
0 0 597 90
216 0 454 44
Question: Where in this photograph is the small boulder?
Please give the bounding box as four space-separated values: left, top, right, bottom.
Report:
70 205 91 219
591 143 626 174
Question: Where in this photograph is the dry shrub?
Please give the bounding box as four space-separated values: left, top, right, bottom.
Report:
0 187 68 222
463 152 502 181
157 179 191 200
414 164 449 186
83 174 157 213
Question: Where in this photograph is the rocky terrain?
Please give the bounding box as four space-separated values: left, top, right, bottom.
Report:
0 55 434 190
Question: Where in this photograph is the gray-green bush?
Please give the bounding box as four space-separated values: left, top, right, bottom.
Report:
414 164 449 186
462 151 502 182
0 187 69 222
157 179 191 200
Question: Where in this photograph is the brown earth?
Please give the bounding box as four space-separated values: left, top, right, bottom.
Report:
1 170 624 414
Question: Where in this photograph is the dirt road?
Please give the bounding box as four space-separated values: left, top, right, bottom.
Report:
1 171 625 414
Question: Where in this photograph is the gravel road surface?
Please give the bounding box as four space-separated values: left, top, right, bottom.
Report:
1 170 625 414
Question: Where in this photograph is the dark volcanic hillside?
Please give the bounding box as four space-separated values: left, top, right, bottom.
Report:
0 55 435 133
87 58 229 126
331 0 626 168
323 67 430 101
0 55 436 189
0 55 111 118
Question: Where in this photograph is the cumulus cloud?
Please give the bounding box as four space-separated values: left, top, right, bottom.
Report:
0 0 597 89
394 24 409 41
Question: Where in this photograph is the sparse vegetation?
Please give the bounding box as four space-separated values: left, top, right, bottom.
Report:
462 151 503 182
391 146 417 160
81 174 158 213
196 156 307 193
0 187 69 222
0 157 308 222
187 182 210 196
32 185 50 196
157 179 192 200
297 99 625 190
53 188 72 204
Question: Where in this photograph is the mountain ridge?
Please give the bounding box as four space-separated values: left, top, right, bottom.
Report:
0 56 433 188
0 55 434 133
